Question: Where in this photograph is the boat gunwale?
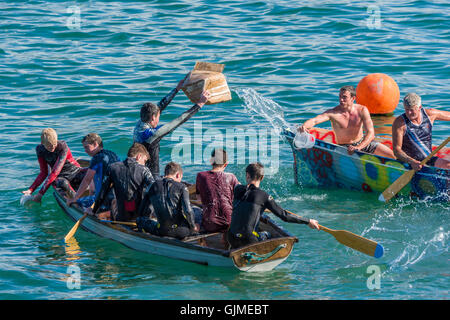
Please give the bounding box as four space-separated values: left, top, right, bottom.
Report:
284 128 450 174
54 190 299 260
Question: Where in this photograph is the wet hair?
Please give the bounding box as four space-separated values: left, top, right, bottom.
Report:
246 162 264 181
210 148 228 167
403 93 421 108
41 128 57 146
164 161 183 176
127 142 150 159
340 85 356 97
140 103 160 122
82 133 103 148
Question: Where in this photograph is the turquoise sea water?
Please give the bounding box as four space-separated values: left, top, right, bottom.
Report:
0 1 449 300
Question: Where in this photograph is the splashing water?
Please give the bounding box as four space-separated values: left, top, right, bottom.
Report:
235 87 292 135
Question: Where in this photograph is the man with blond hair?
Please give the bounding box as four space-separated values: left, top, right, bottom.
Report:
392 93 450 170
22 128 86 203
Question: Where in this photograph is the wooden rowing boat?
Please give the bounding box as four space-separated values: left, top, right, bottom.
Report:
54 189 298 272
283 127 449 201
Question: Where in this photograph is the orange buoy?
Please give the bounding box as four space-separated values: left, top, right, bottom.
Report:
356 73 400 115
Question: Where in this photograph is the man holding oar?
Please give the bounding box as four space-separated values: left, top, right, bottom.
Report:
298 86 395 158
66 133 120 209
392 93 450 170
227 163 320 249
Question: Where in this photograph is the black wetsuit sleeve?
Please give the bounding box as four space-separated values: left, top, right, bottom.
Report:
145 104 201 147
157 88 179 113
265 196 310 225
138 188 155 218
143 168 155 187
93 171 112 214
181 186 196 230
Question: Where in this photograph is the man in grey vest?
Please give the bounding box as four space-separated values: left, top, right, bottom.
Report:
392 93 450 171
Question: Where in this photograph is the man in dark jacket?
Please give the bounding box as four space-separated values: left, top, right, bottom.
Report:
137 162 198 240
92 143 154 222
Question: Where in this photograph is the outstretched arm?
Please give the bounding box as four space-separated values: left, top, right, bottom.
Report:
426 108 450 123
67 169 95 205
298 112 331 133
265 195 310 224
157 73 190 113
146 91 210 146
25 151 48 195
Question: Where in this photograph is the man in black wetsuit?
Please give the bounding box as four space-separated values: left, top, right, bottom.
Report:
137 162 198 240
227 163 320 249
92 143 154 222
133 74 210 177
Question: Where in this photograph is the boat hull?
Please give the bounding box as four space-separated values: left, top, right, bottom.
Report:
54 191 298 271
284 128 449 200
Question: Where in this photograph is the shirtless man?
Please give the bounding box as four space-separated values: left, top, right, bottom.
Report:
392 93 450 170
298 86 395 158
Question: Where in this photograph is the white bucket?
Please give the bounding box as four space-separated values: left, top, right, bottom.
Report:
294 132 316 149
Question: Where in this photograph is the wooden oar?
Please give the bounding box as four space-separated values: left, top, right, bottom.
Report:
101 220 137 227
379 137 450 202
192 186 383 257
285 210 383 258
64 213 88 242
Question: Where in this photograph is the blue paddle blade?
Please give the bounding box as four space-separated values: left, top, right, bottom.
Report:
374 244 384 258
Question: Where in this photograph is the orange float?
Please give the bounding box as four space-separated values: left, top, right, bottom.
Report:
356 73 400 115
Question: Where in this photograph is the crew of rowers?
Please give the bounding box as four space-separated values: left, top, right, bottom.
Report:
22 78 450 249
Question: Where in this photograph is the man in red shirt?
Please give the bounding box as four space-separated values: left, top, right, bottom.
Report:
22 128 86 203
196 148 240 233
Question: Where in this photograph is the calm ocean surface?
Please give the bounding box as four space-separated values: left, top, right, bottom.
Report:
0 0 449 300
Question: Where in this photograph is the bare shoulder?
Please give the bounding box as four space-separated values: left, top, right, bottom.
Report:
354 103 369 114
424 107 439 117
324 105 342 116
392 115 406 131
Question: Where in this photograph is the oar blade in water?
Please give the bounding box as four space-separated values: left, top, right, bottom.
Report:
379 169 416 202
64 214 88 242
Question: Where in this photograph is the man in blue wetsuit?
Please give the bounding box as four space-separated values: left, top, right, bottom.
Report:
392 93 450 170
226 163 320 249
66 133 120 209
133 74 210 177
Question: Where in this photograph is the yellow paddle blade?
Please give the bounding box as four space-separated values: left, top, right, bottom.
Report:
64 213 88 242
320 226 384 258
379 169 416 202
284 210 383 258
